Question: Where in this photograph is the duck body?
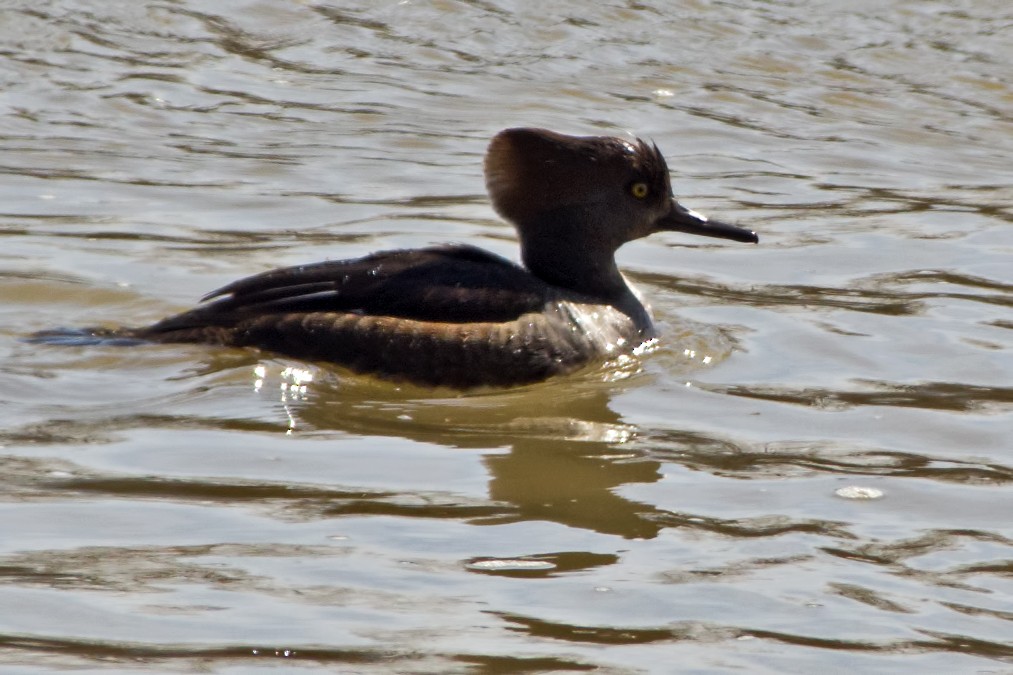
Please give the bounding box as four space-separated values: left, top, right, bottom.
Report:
91 128 758 388
130 244 651 388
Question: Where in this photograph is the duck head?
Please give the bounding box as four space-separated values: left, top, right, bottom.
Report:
484 127 757 296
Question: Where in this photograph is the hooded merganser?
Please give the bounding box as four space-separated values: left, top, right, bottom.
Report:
94 128 758 388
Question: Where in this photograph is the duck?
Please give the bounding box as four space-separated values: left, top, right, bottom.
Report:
77 128 758 388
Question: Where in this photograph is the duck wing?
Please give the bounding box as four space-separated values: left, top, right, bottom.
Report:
144 244 550 333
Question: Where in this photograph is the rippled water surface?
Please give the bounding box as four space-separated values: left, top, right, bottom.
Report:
2 1 1011 672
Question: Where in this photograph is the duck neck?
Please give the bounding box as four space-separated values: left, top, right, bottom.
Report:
517 210 631 301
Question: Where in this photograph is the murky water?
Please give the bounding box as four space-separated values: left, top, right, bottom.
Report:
2 1 1011 672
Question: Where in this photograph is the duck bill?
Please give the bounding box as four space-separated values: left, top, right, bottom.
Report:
659 201 758 243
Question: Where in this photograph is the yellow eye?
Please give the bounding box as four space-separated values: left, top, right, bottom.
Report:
630 182 649 199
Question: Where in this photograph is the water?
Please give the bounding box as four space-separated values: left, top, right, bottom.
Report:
2 1 1011 672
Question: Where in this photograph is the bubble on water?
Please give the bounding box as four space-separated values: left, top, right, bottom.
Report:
835 486 884 500
466 558 555 572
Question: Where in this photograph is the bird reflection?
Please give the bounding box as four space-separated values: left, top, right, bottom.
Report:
256 359 667 540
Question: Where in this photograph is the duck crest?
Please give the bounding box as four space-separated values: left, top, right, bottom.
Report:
484 128 671 227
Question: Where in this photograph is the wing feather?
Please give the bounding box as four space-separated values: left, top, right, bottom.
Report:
144 244 551 334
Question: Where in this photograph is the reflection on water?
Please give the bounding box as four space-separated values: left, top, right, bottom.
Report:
2 0 1011 672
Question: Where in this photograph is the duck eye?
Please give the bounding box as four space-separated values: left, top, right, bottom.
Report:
630 182 649 199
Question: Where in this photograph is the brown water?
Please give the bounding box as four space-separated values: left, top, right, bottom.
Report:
2 1 1011 673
